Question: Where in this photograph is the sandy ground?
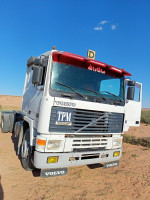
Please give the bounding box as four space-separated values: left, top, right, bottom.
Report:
0 95 150 200
124 123 150 138
0 95 22 109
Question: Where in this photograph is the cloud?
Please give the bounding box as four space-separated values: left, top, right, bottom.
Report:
100 20 109 25
94 21 118 31
111 24 117 30
94 26 103 31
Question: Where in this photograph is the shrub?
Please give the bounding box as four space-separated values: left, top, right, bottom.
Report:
141 110 150 124
123 134 150 148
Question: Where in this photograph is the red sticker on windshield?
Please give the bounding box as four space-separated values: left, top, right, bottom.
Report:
88 65 105 74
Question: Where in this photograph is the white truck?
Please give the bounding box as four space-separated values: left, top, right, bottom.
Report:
1 49 142 177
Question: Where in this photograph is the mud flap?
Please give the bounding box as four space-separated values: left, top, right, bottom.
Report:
40 168 68 178
103 160 119 169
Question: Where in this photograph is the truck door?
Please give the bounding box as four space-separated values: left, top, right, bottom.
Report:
124 80 142 128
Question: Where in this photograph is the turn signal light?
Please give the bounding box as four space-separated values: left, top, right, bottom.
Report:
37 139 46 146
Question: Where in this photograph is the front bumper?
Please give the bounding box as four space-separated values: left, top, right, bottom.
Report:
33 148 122 169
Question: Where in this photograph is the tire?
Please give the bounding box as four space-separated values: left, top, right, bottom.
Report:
1 113 10 133
9 113 16 133
20 128 34 171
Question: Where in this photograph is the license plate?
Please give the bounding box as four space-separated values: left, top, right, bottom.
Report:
40 168 68 178
103 161 119 169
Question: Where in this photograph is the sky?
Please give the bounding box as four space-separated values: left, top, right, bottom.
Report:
0 0 150 107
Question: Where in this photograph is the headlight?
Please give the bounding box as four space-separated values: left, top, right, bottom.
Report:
47 140 61 150
113 138 122 148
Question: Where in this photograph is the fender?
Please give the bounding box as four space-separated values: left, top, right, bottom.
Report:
23 116 34 146
17 116 34 155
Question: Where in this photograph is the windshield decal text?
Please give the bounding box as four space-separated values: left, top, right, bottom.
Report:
88 65 105 74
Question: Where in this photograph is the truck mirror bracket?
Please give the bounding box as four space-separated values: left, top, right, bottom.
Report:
127 80 136 86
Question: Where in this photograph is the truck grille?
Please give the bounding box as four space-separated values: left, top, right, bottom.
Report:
49 106 123 133
65 137 111 152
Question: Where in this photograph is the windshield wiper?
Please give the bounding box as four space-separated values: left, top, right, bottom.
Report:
82 88 107 101
55 82 84 99
100 91 123 102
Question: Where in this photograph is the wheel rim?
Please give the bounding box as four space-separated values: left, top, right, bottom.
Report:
21 138 29 159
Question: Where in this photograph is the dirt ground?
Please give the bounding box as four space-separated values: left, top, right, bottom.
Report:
0 95 150 200
124 123 150 138
0 95 22 110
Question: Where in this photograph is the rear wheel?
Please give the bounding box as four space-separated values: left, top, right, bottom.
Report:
9 113 16 133
1 112 16 133
21 128 34 171
1 113 9 133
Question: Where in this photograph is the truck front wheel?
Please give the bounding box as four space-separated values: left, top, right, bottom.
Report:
21 128 34 171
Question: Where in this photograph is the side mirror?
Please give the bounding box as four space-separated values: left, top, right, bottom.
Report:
127 87 135 100
32 66 43 85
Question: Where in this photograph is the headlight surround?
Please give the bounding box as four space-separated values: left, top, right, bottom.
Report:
47 140 62 150
113 137 122 148
36 135 65 152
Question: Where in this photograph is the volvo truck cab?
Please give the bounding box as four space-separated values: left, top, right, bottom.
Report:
1 49 142 177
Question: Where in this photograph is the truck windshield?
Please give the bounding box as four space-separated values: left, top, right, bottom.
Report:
51 62 124 101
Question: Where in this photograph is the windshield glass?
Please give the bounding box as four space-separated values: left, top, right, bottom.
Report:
51 62 124 101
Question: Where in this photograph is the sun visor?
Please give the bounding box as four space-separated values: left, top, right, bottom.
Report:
52 52 131 77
